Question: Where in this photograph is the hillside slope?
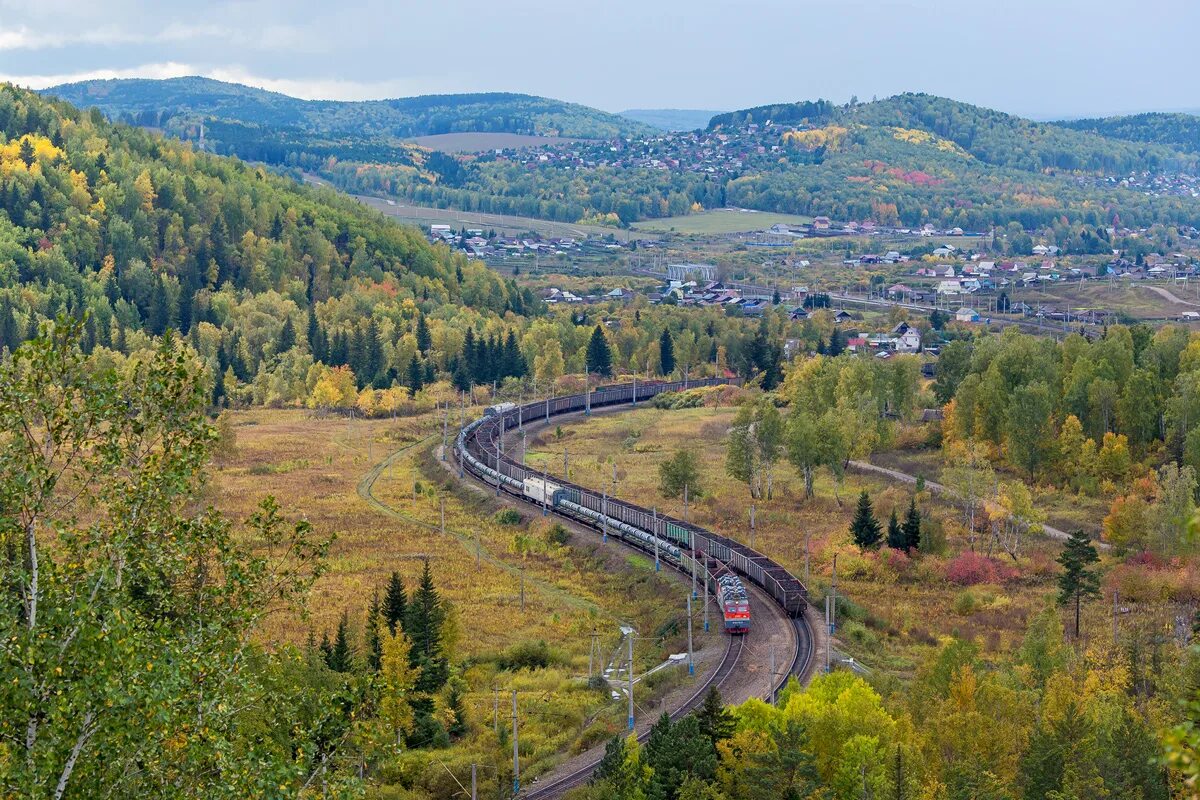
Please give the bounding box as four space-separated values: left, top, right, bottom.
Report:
0 83 539 402
43 76 653 140
1055 112 1200 154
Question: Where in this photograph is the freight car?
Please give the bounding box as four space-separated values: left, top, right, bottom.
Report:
455 379 808 623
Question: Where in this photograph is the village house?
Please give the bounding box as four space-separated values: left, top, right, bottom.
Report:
956 307 982 323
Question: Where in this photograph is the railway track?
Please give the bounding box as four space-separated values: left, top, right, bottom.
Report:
452 381 818 798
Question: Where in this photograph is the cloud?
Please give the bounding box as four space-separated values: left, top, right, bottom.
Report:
0 22 317 52
0 62 466 101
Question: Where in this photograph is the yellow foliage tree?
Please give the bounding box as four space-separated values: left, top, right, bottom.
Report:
378 626 419 746
133 169 156 212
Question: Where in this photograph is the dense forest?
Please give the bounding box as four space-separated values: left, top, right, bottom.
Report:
43 76 653 143
1057 111 1200 154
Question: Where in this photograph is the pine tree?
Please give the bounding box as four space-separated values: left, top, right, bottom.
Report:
902 497 922 551
406 357 424 394
850 490 882 549
327 611 352 672
659 327 676 376
695 686 735 749
1057 530 1100 639
586 325 612 377
307 309 322 360
384 571 407 635
462 327 478 384
446 679 468 740
886 509 905 550
147 275 171 336
365 590 383 672
319 631 333 666
278 316 296 353
407 561 448 694
416 312 431 353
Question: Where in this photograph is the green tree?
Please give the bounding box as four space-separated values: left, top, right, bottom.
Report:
406 560 448 695
587 325 613 377
415 312 431 353
886 508 905 549
0 322 330 797
741 718 821 800
1057 530 1101 639
659 448 702 500
384 571 407 634
1005 381 1054 479
933 340 972 404
326 611 353 672
902 497 921 551
660 327 676 376
365 589 383 671
850 490 882 549
694 686 734 750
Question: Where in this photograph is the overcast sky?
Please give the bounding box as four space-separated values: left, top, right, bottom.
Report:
1 0 1197 119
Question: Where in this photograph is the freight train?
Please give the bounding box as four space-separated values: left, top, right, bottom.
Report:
455 379 808 626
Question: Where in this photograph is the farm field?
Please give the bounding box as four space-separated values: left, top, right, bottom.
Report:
631 209 814 235
1008 279 1200 320
405 132 580 152
535 402 1101 678
206 408 713 775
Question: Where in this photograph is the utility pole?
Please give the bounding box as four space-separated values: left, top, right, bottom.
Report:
512 691 520 797
703 567 709 632
690 532 697 599
683 483 689 523
584 361 591 416
627 634 635 730
686 594 694 676
493 686 499 736
471 764 477 800
541 464 548 517
441 407 448 462
602 491 608 542
563 447 569 478
632 371 637 406
589 629 598 679
545 396 550 423
830 553 838 635
475 529 480 565
750 503 756 550
653 507 660 571
520 568 525 611
804 531 811 585
769 644 776 704
440 498 445 535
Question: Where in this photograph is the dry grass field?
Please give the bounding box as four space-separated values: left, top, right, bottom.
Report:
205 408 720 774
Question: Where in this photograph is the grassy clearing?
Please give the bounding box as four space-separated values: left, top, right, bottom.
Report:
540 405 1072 677
207 408 713 776
631 209 814 235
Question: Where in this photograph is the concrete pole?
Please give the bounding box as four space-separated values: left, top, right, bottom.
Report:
545 396 550 423
690 532 697 600
440 498 445 535
627 635 635 731
632 372 637 406
750 504 756 550
830 553 838 635
441 408 447 461
471 764 477 800
585 361 591 416
687 594 694 676
602 491 608 542
653 507 660 571
703 569 709 632
563 448 568 478
683 483 689 523
512 691 519 797
804 531 811 585
520 569 525 611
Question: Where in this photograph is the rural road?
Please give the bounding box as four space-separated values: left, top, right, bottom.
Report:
1141 284 1200 308
847 459 1109 549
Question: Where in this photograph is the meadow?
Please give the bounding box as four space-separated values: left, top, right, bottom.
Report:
631 209 814 235
536 402 1162 682
206 408 716 783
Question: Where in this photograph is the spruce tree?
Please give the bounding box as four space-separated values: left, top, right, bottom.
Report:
850 490 882 549
365 590 383 672
1057 530 1100 639
659 327 676 376
416 312 431 353
383 571 407 635
406 357 424 394
902 497 922 551
886 509 905 550
328 611 352 673
586 325 612 377
695 686 735 749
407 560 448 694
278 316 296 352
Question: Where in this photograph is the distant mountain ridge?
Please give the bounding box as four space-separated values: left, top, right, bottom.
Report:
1054 112 1200 154
619 108 724 131
42 76 654 139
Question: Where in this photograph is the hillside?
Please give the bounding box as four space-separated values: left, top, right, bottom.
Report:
1055 112 1200 154
349 93 1200 230
43 76 653 140
0 82 540 403
619 108 724 131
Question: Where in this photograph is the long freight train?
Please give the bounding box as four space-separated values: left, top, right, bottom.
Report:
455 379 807 628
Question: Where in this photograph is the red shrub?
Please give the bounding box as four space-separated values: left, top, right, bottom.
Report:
943 551 1018 586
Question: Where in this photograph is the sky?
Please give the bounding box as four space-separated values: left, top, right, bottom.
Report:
1 0 1197 119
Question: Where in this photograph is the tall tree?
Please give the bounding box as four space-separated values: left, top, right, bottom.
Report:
383 571 407 635
406 560 448 694
902 497 922 551
659 448 702 500
1057 530 1101 639
586 325 613 377
659 327 676 376
886 508 905 550
850 490 882 549
326 611 353 672
415 312 431 353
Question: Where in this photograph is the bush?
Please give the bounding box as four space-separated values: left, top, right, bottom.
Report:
953 590 979 616
494 508 523 526
919 517 947 555
545 522 570 546
495 639 566 671
943 552 1019 586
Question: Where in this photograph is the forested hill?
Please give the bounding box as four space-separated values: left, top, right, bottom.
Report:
1055 112 1200 154
713 93 1199 174
0 83 539 401
42 77 653 139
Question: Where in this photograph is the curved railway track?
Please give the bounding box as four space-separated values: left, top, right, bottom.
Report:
452 379 819 798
